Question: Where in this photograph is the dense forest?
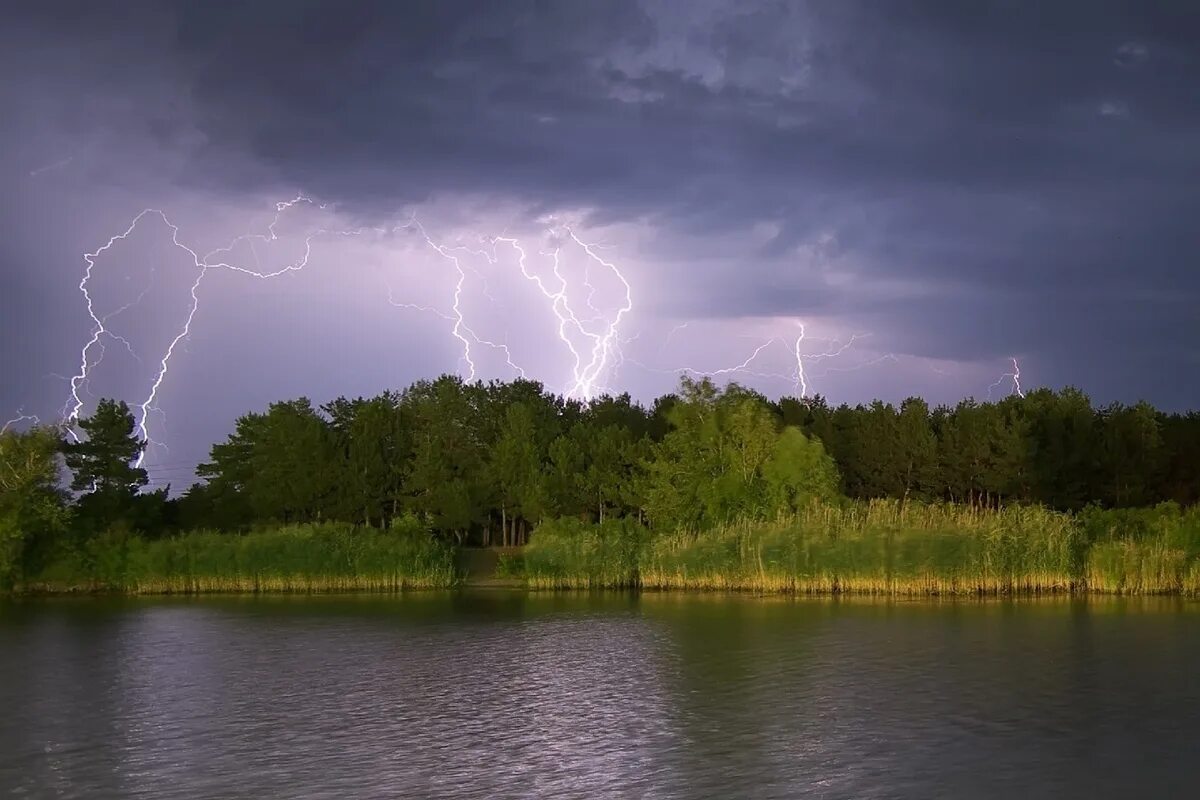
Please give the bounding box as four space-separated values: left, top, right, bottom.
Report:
2 374 1199 592
169 376 1196 529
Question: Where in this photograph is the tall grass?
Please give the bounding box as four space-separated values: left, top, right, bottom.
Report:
19 502 1200 596
1080 504 1200 595
521 501 1200 596
23 519 457 594
642 501 1078 595
522 517 646 589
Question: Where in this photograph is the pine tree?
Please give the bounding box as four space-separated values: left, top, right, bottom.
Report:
62 399 148 531
62 399 148 495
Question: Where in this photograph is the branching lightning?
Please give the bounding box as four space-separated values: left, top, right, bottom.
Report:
404 219 530 381
1 410 41 434
57 191 1021 481
66 196 371 463
629 320 869 399
987 357 1026 400
62 196 637 468
486 227 632 400
563 229 633 398
790 323 868 397
662 322 689 352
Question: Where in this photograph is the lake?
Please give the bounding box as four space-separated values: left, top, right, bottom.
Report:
1 593 1198 799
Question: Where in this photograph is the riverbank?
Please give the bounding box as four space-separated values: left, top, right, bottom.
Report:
16 522 457 594
8 502 1200 596
518 502 1200 596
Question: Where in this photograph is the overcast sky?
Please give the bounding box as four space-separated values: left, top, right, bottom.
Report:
2 1 1198 487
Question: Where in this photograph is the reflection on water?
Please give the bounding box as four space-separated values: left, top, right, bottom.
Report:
1 593 1198 799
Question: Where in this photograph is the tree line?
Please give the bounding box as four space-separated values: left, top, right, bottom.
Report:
180 376 840 541
2 374 1198 584
181 377 1199 532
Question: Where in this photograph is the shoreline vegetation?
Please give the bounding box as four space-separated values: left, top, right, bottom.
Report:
18 522 458 595
10 501 1200 597
519 502 1200 596
3 375 1199 597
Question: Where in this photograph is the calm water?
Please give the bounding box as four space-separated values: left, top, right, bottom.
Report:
1 593 1198 799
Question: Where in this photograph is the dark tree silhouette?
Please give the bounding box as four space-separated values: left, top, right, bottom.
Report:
62 399 148 532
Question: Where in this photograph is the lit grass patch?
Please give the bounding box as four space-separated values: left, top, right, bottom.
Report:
641 502 1078 595
522 517 646 589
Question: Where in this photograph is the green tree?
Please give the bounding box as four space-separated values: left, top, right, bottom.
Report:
1097 401 1163 507
762 426 841 513
545 429 589 519
62 399 148 531
1159 412 1200 505
1024 388 1098 510
641 377 836 529
641 377 725 530
198 398 338 524
0 426 69 585
896 398 938 503
324 393 409 526
403 377 490 540
581 424 641 523
490 401 547 544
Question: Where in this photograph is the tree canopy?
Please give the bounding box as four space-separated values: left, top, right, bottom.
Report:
2 375 1198 558
171 375 1200 541
0 426 68 586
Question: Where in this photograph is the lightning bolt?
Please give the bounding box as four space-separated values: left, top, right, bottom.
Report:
630 337 788 381
29 155 73 177
632 321 867 398
1 410 41 434
404 219 528 380
787 324 869 397
406 219 480 380
987 356 1026 400
65 196 636 472
67 195 367 464
563 228 633 399
385 285 455 322
488 228 632 400
59 190 1034 477
808 352 900 380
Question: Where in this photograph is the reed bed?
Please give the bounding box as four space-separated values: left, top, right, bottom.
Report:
521 501 1200 596
521 517 646 589
1080 504 1200 594
641 501 1078 595
24 521 457 594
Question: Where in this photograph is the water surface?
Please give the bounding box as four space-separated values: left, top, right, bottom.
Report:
2 593 1197 799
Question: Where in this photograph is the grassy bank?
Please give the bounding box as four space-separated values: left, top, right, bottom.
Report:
1079 506 1200 595
522 501 1200 596
20 520 458 594
518 517 647 589
12 502 1200 597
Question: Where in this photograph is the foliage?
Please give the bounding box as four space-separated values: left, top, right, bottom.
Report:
61 399 149 532
641 501 1078 594
522 517 647 589
9 372 1200 596
640 377 838 530
0 426 70 586
24 518 456 593
175 375 1200 542
516 501 1200 596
